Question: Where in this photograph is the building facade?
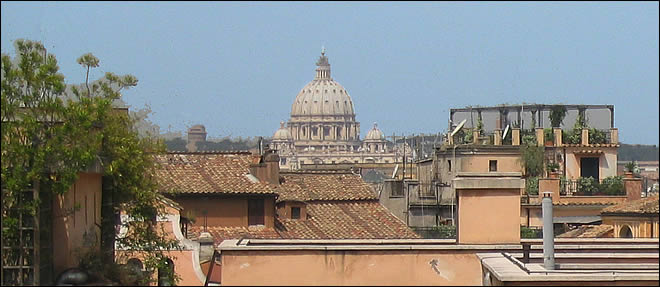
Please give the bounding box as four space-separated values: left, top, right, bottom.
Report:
271 50 409 170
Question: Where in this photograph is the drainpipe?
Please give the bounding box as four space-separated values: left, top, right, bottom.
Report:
542 192 555 270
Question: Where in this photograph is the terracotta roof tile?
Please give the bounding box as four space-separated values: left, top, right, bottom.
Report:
188 225 281 245
602 195 660 214
277 172 377 202
557 224 614 238
154 152 277 195
526 198 619 206
276 201 420 239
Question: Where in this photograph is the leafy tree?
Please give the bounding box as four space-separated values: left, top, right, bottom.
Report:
520 144 544 177
1 39 179 285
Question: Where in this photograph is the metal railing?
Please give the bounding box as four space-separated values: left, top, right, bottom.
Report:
560 177 625 196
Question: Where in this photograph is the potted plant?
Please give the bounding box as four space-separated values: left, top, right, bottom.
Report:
546 162 560 178
543 128 554 146
624 161 637 178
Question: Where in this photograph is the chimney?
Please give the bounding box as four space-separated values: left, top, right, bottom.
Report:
198 232 215 262
249 148 281 185
542 192 555 270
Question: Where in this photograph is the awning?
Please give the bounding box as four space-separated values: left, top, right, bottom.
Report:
553 216 601 224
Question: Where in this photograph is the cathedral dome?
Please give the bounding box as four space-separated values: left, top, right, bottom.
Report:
365 123 385 141
272 121 292 141
291 50 355 117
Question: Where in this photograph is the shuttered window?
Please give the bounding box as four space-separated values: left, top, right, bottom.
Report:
248 199 265 226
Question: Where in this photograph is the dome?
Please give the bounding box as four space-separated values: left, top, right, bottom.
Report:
290 50 355 117
365 123 384 141
272 121 292 141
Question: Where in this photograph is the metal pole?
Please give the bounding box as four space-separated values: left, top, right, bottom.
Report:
542 192 555 270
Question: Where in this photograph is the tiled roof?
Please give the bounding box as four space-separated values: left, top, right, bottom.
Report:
186 201 419 243
276 201 420 239
557 224 613 238
154 152 277 195
526 198 619 206
602 195 660 214
277 172 377 202
188 225 281 245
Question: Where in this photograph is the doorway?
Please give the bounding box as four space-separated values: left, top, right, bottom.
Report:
580 157 599 180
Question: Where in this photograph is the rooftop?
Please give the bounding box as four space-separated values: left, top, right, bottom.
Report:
277 172 377 202
154 152 277 195
602 195 660 215
557 224 614 238
276 201 420 240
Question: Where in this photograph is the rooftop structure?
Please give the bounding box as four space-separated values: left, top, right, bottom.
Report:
270 49 410 170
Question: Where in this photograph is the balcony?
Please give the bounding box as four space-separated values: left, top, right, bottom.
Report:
560 177 625 197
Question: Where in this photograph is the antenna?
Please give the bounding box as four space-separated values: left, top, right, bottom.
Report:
503 124 510 140
450 119 467 137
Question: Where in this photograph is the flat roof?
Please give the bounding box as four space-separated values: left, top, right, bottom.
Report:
478 252 659 283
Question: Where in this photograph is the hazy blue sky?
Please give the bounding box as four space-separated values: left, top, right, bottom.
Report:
2 2 658 144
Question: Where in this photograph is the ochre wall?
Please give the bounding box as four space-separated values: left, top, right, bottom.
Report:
219 250 483 286
276 202 308 220
458 189 521 244
116 204 205 286
116 249 203 286
602 216 659 238
52 172 102 275
175 196 275 228
459 155 521 173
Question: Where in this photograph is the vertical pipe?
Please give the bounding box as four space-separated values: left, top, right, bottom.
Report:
542 192 555 270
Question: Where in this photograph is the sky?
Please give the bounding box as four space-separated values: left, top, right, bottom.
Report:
1 1 658 145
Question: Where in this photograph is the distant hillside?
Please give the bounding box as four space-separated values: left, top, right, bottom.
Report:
163 137 260 152
618 144 659 161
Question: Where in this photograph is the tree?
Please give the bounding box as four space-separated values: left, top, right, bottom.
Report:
1 39 178 285
548 105 567 128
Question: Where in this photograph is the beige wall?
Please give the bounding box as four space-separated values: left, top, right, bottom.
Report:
458 189 521 244
602 216 659 238
219 250 484 286
564 148 617 180
52 172 102 275
176 196 276 229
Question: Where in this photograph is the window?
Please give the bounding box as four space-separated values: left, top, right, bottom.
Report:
619 225 633 238
448 160 452 172
291 207 301 219
312 127 318 136
248 199 265 226
390 180 404 197
280 158 287 165
324 127 330 136
489 160 497 172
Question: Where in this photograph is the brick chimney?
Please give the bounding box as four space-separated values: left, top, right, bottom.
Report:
249 149 281 185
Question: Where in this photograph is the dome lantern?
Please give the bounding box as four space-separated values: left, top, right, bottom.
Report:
315 47 331 80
